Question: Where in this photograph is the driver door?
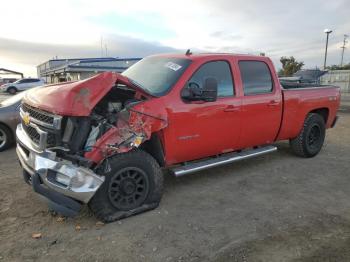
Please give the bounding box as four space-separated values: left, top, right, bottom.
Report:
164 60 242 165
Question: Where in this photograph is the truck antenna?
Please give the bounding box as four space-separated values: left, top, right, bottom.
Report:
185 49 192 56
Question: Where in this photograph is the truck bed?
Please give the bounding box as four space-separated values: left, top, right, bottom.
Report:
281 82 335 89
277 85 340 141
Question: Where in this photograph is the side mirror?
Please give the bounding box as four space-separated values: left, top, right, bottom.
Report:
181 77 218 102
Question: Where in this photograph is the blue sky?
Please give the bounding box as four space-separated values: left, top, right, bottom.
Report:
0 0 349 77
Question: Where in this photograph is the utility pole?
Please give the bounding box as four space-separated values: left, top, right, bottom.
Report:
100 36 103 57
340 34 348 67
324 29 333 69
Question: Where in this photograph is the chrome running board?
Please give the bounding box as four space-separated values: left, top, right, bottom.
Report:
171 145 277 177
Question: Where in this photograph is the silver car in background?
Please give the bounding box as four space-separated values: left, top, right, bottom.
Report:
0 92 29 151
0 78 45 94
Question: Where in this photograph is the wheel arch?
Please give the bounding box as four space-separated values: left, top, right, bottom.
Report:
309 107 329 124
139 133 166 167
0 122 15 148
6 86 17 92
0 122 14 137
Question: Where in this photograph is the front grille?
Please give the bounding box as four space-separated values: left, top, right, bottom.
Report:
22 121 58 147
21 103 54 125
20 103 63 149
22 123 40 144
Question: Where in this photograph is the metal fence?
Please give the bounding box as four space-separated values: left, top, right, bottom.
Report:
320 70 350 93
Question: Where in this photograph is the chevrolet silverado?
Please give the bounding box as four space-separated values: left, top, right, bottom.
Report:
16 53 340 222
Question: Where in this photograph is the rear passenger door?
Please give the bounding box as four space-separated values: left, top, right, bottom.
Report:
237 60 282 148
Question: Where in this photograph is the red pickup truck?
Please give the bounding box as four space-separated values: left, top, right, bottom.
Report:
16 53 340 222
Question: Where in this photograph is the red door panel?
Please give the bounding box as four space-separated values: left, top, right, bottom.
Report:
164 98 241 165
239 93 282 148
235 59 283 148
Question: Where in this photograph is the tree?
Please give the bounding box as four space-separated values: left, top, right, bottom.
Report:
279 56 305 76
326 63 350 70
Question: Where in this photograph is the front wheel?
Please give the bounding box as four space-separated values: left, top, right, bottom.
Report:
0 124 13 152
7 87 17 95
89 150 163 222
290 113 326 158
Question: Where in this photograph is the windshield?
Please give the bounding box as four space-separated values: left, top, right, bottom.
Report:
0 91 26 107
122 56 192 96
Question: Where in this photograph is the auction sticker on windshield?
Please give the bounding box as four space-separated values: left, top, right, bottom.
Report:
164 62 182 71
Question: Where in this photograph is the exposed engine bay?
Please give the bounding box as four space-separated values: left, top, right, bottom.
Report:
51 84 147 167
20 72 168 172
16 71 169 219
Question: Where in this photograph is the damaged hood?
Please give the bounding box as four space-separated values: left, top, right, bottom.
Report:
23 72 150 116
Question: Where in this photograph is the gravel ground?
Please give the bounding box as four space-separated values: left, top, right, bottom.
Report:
0 93 349 261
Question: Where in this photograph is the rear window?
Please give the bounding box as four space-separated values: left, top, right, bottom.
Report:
239 61 273 95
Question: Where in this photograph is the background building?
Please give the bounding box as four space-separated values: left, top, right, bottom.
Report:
320 70 350 93
37 57 141 84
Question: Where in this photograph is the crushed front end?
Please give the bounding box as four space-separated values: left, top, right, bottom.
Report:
16 72 167 216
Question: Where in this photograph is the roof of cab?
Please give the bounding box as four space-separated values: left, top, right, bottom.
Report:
150 52 269 61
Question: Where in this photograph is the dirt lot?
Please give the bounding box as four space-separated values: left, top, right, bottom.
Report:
0 93 350 261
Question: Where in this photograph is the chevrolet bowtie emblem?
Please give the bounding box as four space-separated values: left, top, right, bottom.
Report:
23 112 31 126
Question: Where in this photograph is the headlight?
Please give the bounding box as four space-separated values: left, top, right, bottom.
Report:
56 173 71 186
70 170 92 188
54 167 95 188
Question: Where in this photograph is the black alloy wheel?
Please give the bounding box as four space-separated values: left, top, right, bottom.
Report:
108 167 150 211
290 113 326 158
307 124 322 151
88 149 163 222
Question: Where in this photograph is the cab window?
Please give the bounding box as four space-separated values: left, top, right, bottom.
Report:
239 61 273 95
188 61 234 97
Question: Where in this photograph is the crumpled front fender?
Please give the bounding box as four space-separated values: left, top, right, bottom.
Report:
84 105 167 163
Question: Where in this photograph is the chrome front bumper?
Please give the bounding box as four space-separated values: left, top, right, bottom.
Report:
16 124 104 203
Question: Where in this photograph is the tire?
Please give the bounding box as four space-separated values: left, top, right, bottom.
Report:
289 113 326 158
7 87 17 95
0 124 14 152
89 149 163 222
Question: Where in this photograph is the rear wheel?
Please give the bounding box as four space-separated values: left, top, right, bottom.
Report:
290 113 326 157
89 150 163 222
7 87 17 95
0 124 14 152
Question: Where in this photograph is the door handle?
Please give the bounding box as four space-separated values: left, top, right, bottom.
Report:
267 100 279 107
224 105 240 112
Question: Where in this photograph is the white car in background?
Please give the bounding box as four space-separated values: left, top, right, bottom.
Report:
0 78 45 94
